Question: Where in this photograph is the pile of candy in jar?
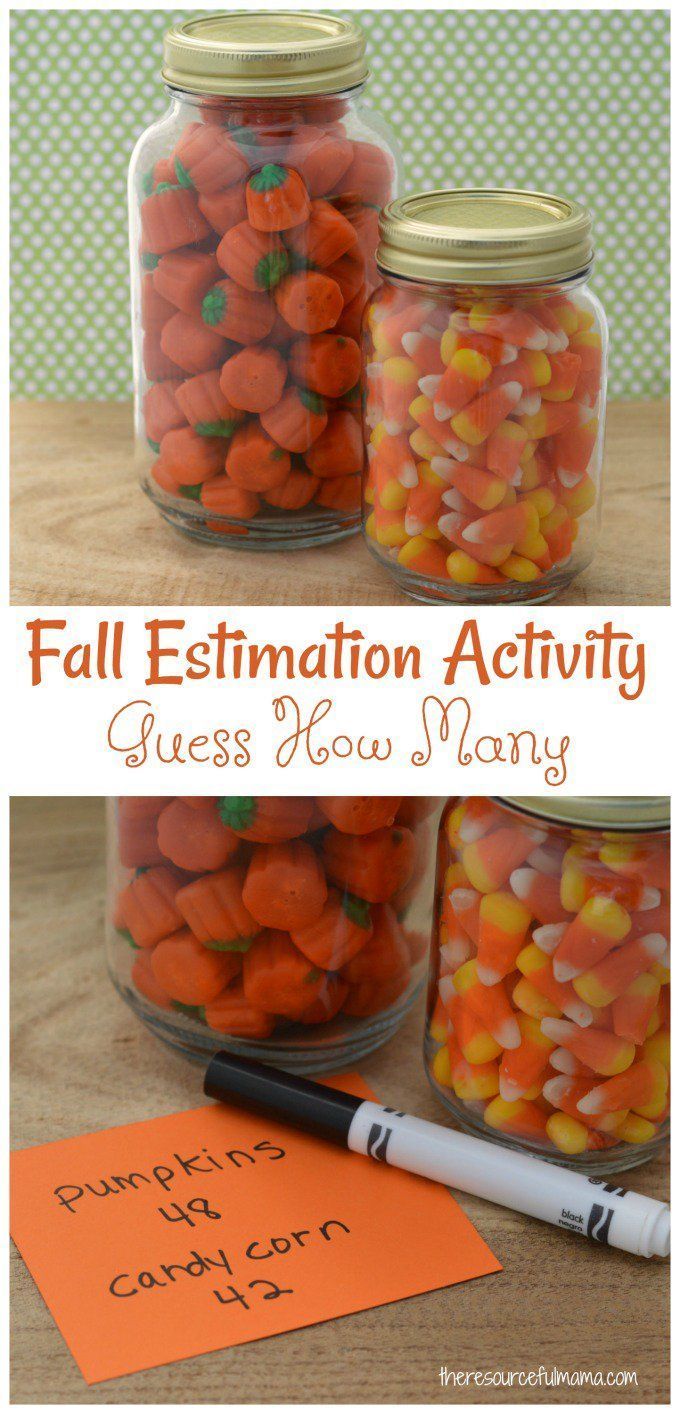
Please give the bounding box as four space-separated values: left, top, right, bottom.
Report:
113 796 430 1038
136 99 394 534
428 799 669 1158
363 287 603 590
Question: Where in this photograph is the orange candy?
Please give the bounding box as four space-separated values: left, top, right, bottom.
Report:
429 798 669 1162
220 346 287 414
363 281 604 599
116 797 434 1046
137 108 395 536
151 930 241 1006
157 799 239 872
274 271 344 334
225 424 290 492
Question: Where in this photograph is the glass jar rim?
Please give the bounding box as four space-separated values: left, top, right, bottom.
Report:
162 78 368 106
162 11 369 98
374 265 595 295
495 797 670 832
377 187 594 287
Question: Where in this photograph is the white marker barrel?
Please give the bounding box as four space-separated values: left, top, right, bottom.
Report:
348 1102 670 1259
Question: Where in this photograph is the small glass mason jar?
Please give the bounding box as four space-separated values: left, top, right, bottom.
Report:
362 189 608 604
128 12 399 550
426 797 669 1174
107 795 440 1073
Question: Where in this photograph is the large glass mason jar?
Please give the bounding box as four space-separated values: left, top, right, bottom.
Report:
128 12 399 549
107 796 440 1072
362 189 608 603
426 798 669 1173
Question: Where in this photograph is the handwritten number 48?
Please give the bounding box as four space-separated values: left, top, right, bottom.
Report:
159 1197 221 1226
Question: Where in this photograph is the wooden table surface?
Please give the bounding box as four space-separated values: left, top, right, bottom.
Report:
10 398 669 607
11 797 669 1404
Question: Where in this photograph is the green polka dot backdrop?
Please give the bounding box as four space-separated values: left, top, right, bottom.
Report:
11 8 669 399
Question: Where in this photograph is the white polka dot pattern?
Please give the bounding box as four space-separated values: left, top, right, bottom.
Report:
10 8 669 398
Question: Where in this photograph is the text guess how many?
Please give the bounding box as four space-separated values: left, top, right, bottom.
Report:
23 616 649 788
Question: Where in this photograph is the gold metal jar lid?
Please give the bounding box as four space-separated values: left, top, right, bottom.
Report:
162 11 368 98
497 798 670 832
377 188 594 286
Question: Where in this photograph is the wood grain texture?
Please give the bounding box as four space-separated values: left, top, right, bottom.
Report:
10 798 669 1404
10 399 669 607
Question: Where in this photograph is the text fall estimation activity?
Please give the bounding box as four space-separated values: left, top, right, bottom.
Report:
27 617 645 697
24 617 647 786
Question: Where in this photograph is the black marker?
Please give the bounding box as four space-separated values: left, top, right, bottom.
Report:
204 1052 669 1260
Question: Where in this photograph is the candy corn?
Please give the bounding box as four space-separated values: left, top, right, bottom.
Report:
451 960 521 1050
363 282 604 599
499 1015 554 1101
463 826 543 894
429 798 669 1164
572 932 666 1007
477 890 531 983
540 1018 635 1076
576 1060 667 1118
553 895 631 981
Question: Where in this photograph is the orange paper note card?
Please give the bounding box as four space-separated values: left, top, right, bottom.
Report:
10 1076 501 1383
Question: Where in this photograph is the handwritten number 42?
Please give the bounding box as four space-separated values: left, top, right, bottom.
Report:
214 1279 293 1310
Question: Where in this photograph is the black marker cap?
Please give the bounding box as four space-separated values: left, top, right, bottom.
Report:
204 1051 363 1146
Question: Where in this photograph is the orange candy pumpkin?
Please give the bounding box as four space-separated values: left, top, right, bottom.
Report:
151 459 182 496
341 905 411 1016
141 186 212 254
143 330 183 382
157 426 226 486
157 799 240 872
288 333 361 399
242 841 327 930
314 473 361 512
242 930 327 1019
285 124 353 197
201 279 275 344
217 796 313 843
151 929 241 1005
219 345 287 413
274 271 343 334
216 220 290 292
176 865 259 949
290 887 373 970
118 864 184 948
316 797 402 835
201 476 260 521
143 380 186 444
160 310 228 374
297 975 350 1025
261 386 328 452
322 826 416 903
245 163 311 232
204 983 276 1037
153 249 222 317
285 199 358 268
175 369 242 431
304 411 363 477
198 184 248 235
326 245 366 305
131 950 174 1010
225 424 291 492
141 272 175 332
263 466 319 510
174 122 248 195
333 140 395 206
